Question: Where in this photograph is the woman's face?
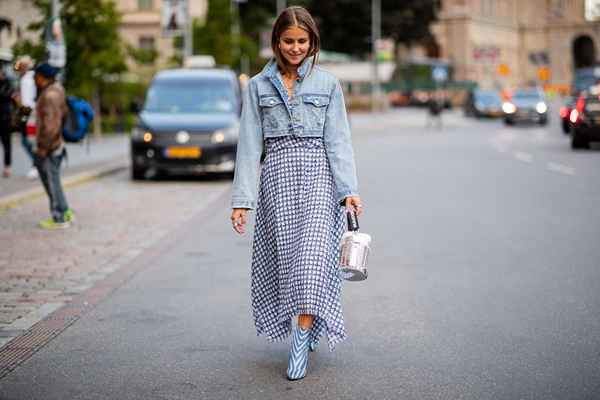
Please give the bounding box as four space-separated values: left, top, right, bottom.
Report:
278 26 310 67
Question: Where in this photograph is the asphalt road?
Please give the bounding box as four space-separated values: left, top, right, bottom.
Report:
1 108 599 399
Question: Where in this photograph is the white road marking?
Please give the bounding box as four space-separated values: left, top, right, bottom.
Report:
490 141 508 153
514 151 533 163
547 162 575 176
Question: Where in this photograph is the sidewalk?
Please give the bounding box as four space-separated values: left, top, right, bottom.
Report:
0 134 130 211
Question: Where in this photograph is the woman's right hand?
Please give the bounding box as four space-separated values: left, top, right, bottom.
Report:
231 208 248 235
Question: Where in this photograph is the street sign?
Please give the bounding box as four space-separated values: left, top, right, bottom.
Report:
161 0 186 37
497 63 510 76
538 66 550 82
432 65 448 82
46 17 65 68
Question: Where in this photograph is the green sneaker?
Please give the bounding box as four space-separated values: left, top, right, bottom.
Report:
39 217 70 230
64 209 75 223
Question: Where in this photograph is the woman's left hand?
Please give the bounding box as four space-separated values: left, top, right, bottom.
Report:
344 196 364 216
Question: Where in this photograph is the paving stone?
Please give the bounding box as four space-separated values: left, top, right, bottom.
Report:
0 170 229 330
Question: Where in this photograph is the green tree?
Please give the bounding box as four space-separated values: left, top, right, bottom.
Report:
194 0 233 66
13 0 127 133
239 0 439 59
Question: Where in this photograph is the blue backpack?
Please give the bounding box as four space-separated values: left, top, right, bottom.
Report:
63 96 94 143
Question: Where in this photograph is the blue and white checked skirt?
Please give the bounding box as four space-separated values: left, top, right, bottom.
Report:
251 135 346 351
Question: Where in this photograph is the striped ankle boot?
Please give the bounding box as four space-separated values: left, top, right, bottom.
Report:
287 327 310 380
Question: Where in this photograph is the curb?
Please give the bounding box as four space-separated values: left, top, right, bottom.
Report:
0 159 129 213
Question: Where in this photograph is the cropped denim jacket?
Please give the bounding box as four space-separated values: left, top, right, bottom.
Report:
231 58 359 209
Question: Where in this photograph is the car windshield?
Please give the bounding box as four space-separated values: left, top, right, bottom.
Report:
144 79 236 114
512 91 542 101
475 91 501 102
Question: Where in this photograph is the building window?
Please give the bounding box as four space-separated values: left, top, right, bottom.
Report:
136 36 157 65
139 36 155 51
138 0 153 11
586 0 600 21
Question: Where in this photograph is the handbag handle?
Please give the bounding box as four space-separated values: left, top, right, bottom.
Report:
346 210 360 232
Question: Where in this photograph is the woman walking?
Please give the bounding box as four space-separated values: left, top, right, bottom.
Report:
230 6 362 381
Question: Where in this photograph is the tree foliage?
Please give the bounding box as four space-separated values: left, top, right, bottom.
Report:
193 0 233 66
12 0 127 98
240 0 439 58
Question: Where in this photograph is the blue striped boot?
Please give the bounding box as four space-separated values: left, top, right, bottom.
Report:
286 327 310 380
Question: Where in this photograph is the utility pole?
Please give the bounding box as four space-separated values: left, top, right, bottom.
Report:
51 0 60 19
231 0 241 70
371 0 381 113
184 0 193 61
277 0 286 16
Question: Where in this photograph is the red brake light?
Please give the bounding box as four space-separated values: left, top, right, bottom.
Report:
559 106 568 118
576 96 585 113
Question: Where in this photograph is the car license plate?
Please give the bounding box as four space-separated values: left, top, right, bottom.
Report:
165 147 201 159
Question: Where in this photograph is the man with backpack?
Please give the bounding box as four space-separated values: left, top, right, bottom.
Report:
33 62 73 229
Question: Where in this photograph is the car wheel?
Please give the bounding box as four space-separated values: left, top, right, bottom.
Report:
571 128 589 149
504 118 514 126
539 116 548 126
562 120 570 134
131 167 146 180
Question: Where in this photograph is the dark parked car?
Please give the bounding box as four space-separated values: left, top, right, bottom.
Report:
559 96 574 134
130 68 241 179
502 88 548 125
464 89 503 118
569 86 600 149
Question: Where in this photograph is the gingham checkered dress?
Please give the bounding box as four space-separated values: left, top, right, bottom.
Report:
251 135 346 351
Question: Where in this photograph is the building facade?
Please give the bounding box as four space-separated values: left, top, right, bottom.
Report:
0 0 207 74
0 0 43 51
117 0 207 72
432 0 600 90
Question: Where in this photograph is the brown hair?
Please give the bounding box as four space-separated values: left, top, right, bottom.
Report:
271 6 320 75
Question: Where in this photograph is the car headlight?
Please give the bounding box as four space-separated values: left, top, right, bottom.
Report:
211 124 239 144
536 102 547 114
502 102 516 114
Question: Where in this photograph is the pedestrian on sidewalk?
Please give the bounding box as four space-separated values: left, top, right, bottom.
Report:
230 6 363 381
426 89 445 130
0 69 14 178
33 62 72 229
13 55 38 179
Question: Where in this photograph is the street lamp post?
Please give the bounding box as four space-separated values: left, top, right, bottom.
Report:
277 0 286 15
231 0 247 72
52 0 60 19
371 0 381 113
184 0 193 60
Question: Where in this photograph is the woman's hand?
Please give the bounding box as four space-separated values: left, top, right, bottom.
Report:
344 196 364 216
231 208 248 235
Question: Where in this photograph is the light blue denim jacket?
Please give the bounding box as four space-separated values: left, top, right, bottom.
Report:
231 58 359 209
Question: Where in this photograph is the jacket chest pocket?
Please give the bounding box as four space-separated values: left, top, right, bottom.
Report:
302 94 330 131
259 95 287 131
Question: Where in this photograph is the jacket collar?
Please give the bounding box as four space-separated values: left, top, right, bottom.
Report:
262 57 313 81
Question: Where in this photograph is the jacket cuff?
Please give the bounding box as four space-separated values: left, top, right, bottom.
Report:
231 198 255 210
337 191 359 205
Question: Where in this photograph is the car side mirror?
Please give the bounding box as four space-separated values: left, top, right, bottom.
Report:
129 101 141 114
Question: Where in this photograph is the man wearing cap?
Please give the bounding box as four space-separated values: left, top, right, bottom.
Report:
33 62 72 229
12 55 38 179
